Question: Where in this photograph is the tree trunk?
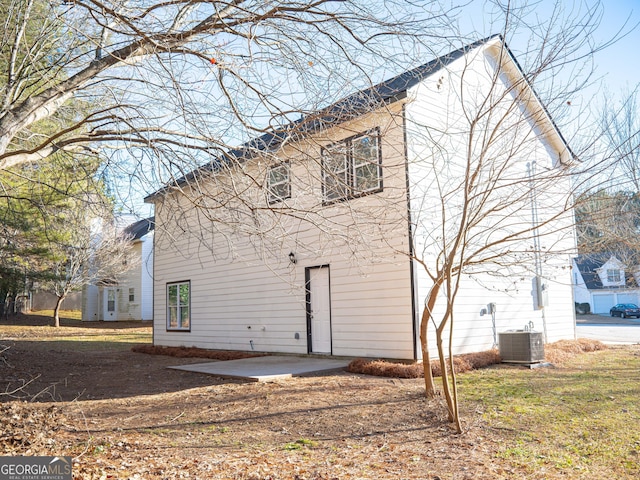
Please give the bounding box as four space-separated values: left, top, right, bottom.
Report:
435 318 455 424
420 306 436 398
448 351 462 433
53 294 65 328
420 280 442 398
446 310 462 433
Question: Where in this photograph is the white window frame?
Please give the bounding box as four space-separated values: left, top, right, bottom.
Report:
607 269 622 283
167 281 191 331
322 144 349 202
129 287 135 302
267 162 291 203
322 128 382 203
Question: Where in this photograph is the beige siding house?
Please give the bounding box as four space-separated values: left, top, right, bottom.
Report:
146 36 576 359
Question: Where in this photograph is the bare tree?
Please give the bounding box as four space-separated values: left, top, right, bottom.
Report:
0 0 454 182
42 207 135 327
568 85 640 264
600 88 640 192
575 189 640 255
407 54 582 432
402 0 639 430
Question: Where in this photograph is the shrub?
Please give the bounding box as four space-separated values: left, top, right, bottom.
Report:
347 340 607 378
348 349 501 378
131 344 265 361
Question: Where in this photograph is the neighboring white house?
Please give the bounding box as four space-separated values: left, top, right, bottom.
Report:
145 36 577 359
82 217 154 321
573 253 640 314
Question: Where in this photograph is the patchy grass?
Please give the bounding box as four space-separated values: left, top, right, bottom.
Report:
0 312 151 351
459 345 640 478
30 309 82 321
283 439 317 451
347 340 638 477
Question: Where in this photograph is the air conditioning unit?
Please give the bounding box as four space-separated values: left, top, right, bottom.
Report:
498 331 544 364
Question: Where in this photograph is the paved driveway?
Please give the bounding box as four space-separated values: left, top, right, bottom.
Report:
576 314 640 344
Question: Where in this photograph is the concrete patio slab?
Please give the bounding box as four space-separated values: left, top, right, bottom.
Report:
168 355 351 382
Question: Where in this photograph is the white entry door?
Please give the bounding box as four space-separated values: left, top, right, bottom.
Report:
307 266 332 354
103 288 117 321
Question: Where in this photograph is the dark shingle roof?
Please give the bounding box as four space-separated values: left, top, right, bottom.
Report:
123 217 154 241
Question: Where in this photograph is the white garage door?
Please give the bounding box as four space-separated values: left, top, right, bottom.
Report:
593 294 615 314
617 293 638 305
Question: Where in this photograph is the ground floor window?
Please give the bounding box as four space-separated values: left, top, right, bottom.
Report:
167 281 190 331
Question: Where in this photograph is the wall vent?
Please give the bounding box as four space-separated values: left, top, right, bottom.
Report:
498 331 544 364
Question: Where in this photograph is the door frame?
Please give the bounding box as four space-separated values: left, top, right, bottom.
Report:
103 286 118 321
305 265 332 355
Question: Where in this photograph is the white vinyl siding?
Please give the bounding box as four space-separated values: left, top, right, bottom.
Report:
404 44 576 353
140 233 154 321
116 234 154 321
152 104 415 358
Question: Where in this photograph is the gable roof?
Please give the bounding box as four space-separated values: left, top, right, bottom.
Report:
145 34 572 202
123 217 155 241
574 253 638 290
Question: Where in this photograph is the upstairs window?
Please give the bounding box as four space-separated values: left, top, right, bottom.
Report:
167 281 190 331
322 129 382 203
267 162 291 203
129 288 135 302
607 269 622 283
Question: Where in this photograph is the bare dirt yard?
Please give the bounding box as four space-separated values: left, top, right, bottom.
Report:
1 313 638 479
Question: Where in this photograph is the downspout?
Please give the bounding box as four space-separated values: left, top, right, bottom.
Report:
402 102 419 360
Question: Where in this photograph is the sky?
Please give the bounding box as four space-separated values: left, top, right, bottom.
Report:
121 0 640 219
461 0 640 101
574 0 640 93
